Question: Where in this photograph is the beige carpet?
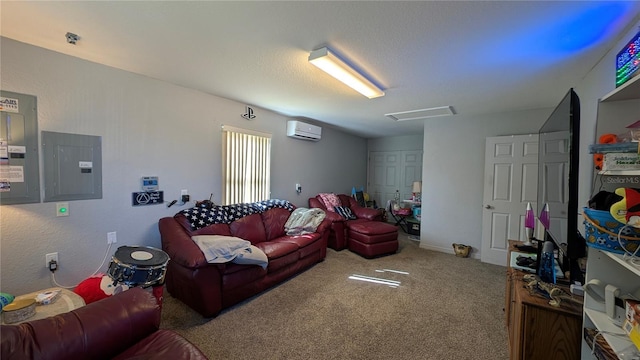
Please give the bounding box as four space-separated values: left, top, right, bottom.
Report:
160 234 508 360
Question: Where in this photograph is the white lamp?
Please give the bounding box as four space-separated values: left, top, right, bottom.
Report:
308 47 384 99
412 181 422 203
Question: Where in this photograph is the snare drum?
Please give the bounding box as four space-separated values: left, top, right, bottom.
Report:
107 246 170 288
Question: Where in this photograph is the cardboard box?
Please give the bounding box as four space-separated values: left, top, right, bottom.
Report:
623 299 640 351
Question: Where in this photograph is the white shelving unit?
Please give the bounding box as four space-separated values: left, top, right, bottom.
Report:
582 251 640 358
582 74 640 359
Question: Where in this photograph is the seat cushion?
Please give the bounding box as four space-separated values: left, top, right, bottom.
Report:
348 221 397 235
255 241 299 273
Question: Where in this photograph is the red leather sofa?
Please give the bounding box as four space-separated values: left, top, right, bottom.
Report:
309 194 386 250
1 287 207 360
158 200 329 317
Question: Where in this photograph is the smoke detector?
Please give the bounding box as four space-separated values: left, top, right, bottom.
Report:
65 32 79 45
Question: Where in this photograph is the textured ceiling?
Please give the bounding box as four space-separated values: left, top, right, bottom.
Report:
1 1 639 138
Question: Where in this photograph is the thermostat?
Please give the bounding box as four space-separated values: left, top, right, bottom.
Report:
141 176 159 192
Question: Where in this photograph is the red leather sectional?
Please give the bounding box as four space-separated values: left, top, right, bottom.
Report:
159 202 330 317
309 194 385 250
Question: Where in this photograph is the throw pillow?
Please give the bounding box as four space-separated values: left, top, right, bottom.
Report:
74 274 130 304
319 193 341 212
334 206 357 220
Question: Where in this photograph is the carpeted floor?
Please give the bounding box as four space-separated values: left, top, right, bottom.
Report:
160 234 508 360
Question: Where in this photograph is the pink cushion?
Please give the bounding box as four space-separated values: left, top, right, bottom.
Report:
318 193 341 212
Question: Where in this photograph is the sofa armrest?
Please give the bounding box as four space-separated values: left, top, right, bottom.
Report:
159 217 209 268
1 288 159 360
315 217 332 236
113 329 208 360
308 197 326 210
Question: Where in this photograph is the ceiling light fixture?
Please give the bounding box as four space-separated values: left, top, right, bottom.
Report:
309 47 384 99
385 106 455 121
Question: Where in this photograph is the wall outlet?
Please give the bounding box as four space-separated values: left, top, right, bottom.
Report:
45 252 59 268
107 231 117 244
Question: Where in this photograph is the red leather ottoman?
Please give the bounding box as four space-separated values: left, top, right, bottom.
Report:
347 222 398 258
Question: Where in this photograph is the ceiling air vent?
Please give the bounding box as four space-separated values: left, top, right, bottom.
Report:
385 106 455 121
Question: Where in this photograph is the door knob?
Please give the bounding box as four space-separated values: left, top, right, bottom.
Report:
485 205 492 209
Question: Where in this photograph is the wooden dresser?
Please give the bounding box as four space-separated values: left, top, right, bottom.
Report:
505 240 583 360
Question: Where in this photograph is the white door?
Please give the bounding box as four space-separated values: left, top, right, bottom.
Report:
401 151 422 201
368 151 422 210
481 135 539 266
538 131 570 247
369 151 401 209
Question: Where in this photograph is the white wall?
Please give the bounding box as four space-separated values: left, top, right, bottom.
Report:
574 18 640 214
419 109 552 255
0 38 367 295
419 16 640 259
368 134 424 152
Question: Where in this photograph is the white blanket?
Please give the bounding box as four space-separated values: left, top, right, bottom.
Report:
191 235 268 269
284 207 326 235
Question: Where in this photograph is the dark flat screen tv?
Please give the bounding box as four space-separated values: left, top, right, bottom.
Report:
536 88 586 285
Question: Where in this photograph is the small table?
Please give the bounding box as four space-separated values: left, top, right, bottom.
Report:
1 287 85 324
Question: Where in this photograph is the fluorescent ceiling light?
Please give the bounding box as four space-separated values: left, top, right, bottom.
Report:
309 47 384 99
385 106 455 121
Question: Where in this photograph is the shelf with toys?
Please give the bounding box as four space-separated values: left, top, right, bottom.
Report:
582 72 640 359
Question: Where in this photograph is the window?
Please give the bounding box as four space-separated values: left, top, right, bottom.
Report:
221 125 271 204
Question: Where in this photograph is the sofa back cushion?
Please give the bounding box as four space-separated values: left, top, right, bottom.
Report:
173 213 231 236
309 197 326 210
261 208 291 240
230 213 267 244
338 194 356 209
191 223 232 236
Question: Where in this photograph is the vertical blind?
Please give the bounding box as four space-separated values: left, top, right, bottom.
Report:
222 125 271 205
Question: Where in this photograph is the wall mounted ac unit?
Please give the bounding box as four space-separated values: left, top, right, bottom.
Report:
286 120 322 141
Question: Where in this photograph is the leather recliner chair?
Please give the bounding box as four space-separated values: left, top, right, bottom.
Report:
1 287 208 360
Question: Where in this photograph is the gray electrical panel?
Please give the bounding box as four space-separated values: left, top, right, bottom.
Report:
42 131 102 202
0 91 40 205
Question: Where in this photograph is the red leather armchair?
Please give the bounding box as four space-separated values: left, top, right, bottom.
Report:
309 194 384 250
1 287 208 360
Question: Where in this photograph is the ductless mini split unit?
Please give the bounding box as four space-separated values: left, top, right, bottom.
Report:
287 120 322 141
